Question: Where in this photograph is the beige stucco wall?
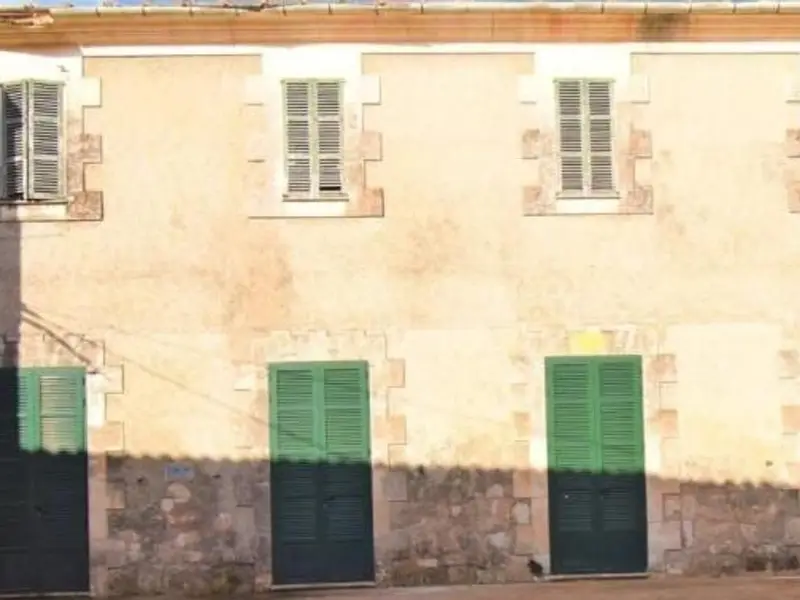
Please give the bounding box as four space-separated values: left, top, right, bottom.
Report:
7 49 800 594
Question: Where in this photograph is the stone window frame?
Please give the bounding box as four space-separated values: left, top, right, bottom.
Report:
245 47 383 219
519 47 653 216
0 52 102 223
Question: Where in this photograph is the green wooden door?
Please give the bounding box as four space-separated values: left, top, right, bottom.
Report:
546 356 647 575
270 361 374 585
0 367 88 594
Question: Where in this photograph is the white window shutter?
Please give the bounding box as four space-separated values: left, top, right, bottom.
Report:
3 82 27 200
556 80 585 194
556 79 615 196
283 80 312 196
28 81 63 201
587 80 614 193
315 80 343 195
283 79 345 199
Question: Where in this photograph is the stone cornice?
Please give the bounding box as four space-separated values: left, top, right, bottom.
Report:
5 11 800 47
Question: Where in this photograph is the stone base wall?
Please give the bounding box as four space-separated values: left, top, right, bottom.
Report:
384 468 531 586
658 326 800 577
99 464 800 593
663 483 800 576
103 457 266 596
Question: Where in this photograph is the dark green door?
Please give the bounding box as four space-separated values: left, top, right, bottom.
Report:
269 361 374 585
546 356 647 575
0 367 88 594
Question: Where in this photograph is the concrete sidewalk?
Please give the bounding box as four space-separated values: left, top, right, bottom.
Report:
258 577 800 600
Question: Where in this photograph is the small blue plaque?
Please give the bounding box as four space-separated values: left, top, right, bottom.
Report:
165 462 195 481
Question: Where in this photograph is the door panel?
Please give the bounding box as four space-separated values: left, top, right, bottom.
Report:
597 358 647 573
320 364 374 583
34 369 89 593
546 356 647 575
0 368 88 594
0 370 34 593
546 359 599 574
270 366 322 585
270 362 374 585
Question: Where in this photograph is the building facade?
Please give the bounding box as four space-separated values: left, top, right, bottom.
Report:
1 6 800 596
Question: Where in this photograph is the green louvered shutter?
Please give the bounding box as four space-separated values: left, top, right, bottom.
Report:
320 362 374 583
37 370 85 454
29 368 88 593
596 357 647 574
3 82 27 200
269 365 323 585
0 370 35 592
28 81 63 201
270 362 375 586
546 356 647 576
0 368 87 594
16 371 38 452
546 358 600 575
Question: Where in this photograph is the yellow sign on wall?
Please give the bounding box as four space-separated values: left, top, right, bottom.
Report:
568 330 609 355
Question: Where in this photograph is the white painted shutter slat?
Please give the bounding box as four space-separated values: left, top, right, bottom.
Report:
556 80 584 193
3 82 27 200
29 81 63 200
587 81 614 193
284 81 312 196
315 81 343 195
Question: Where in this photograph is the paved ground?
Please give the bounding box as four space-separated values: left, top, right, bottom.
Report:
272 576 800 600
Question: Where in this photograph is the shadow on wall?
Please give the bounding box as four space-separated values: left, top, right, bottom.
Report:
0 193 26 588
1 440 800 595
95 456 800 594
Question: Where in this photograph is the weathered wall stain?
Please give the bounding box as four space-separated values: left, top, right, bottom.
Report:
637 14 691 42
392 216 460 280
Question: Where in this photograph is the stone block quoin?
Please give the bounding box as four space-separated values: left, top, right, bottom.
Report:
779 346 800 476
66 73 104 221
785 69 800 213
66 74 104 221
